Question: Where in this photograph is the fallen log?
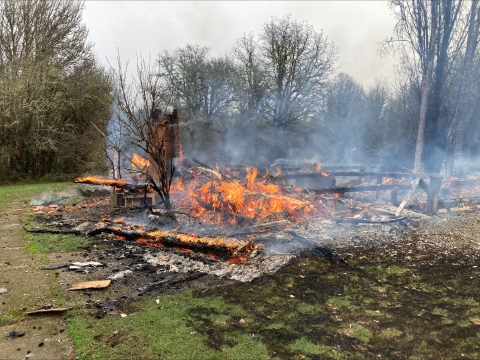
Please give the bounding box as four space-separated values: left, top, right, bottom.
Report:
89 227 254 257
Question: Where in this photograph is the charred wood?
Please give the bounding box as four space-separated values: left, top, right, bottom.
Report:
284 172 427 179
22 226 81 235
286 231 347 265
312 184 412 195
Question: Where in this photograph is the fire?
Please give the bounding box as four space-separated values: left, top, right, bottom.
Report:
74 176 125 187
333 193 341 199
382 178 392 184
131 153 150 170
321 172 329 177
171 166 318 225
316 164 322 172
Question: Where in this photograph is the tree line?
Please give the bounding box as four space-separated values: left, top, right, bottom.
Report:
113 2 480 177
0 0 112 180
1 0 480 182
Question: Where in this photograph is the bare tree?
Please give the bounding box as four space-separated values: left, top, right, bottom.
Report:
232 33 269 124
260 15 338 133
0 0 92 69
110 53 176 209
381 0 469 171
158 44 238 155
446 0 480 176
425 0 465 172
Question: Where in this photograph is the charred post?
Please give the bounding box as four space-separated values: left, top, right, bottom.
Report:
426 175 443 215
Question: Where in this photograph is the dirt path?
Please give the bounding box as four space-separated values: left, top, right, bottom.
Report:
0 199 74 360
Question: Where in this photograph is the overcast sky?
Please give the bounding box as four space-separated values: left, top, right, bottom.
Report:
83 1 398 86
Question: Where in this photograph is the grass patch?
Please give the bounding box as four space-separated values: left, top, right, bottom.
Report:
339 324 372 343
379 328 403 338
25 233 90 254
0 182 70 212
290 337 331 355
431 307 449 316
67 291 270 360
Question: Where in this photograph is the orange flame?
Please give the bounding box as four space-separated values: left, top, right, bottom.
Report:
382 178 392 184
132 153 150 170
170 166 316 225
316 164 322 172
74 176 125 187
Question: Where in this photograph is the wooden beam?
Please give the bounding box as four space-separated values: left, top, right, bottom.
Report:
395 179 421 216
312 184 412 195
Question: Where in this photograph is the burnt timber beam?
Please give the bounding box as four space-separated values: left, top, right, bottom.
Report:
281 172 427 179
312 184 413 195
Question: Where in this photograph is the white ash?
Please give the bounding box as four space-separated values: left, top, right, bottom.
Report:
109 270 133 280
143 251 294 282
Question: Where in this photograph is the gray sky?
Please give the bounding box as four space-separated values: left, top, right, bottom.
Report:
83 1 398 86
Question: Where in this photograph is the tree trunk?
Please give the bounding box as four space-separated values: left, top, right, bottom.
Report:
414 0 439 171
446 0 479 176
424 0 453 173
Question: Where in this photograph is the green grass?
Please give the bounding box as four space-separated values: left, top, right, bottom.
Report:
25 233 90 254
16 183 92 254
0 182 71 212
67 291 270 360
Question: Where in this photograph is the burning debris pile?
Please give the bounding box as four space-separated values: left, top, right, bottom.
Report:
30 159 480 285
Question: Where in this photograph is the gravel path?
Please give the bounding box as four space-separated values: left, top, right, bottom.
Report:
0 199 74 360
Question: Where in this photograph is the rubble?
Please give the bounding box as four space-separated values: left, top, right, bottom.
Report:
24 163 480 300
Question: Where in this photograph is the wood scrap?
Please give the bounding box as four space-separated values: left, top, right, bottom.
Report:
41 263 69 270
26 307 72 315
69 280 111 291
395 179 421 216
71 261 104 267
22 226 81 235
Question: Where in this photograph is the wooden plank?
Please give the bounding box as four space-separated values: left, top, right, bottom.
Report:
395 179 421 216
26 307 72 315
69 280 111 291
